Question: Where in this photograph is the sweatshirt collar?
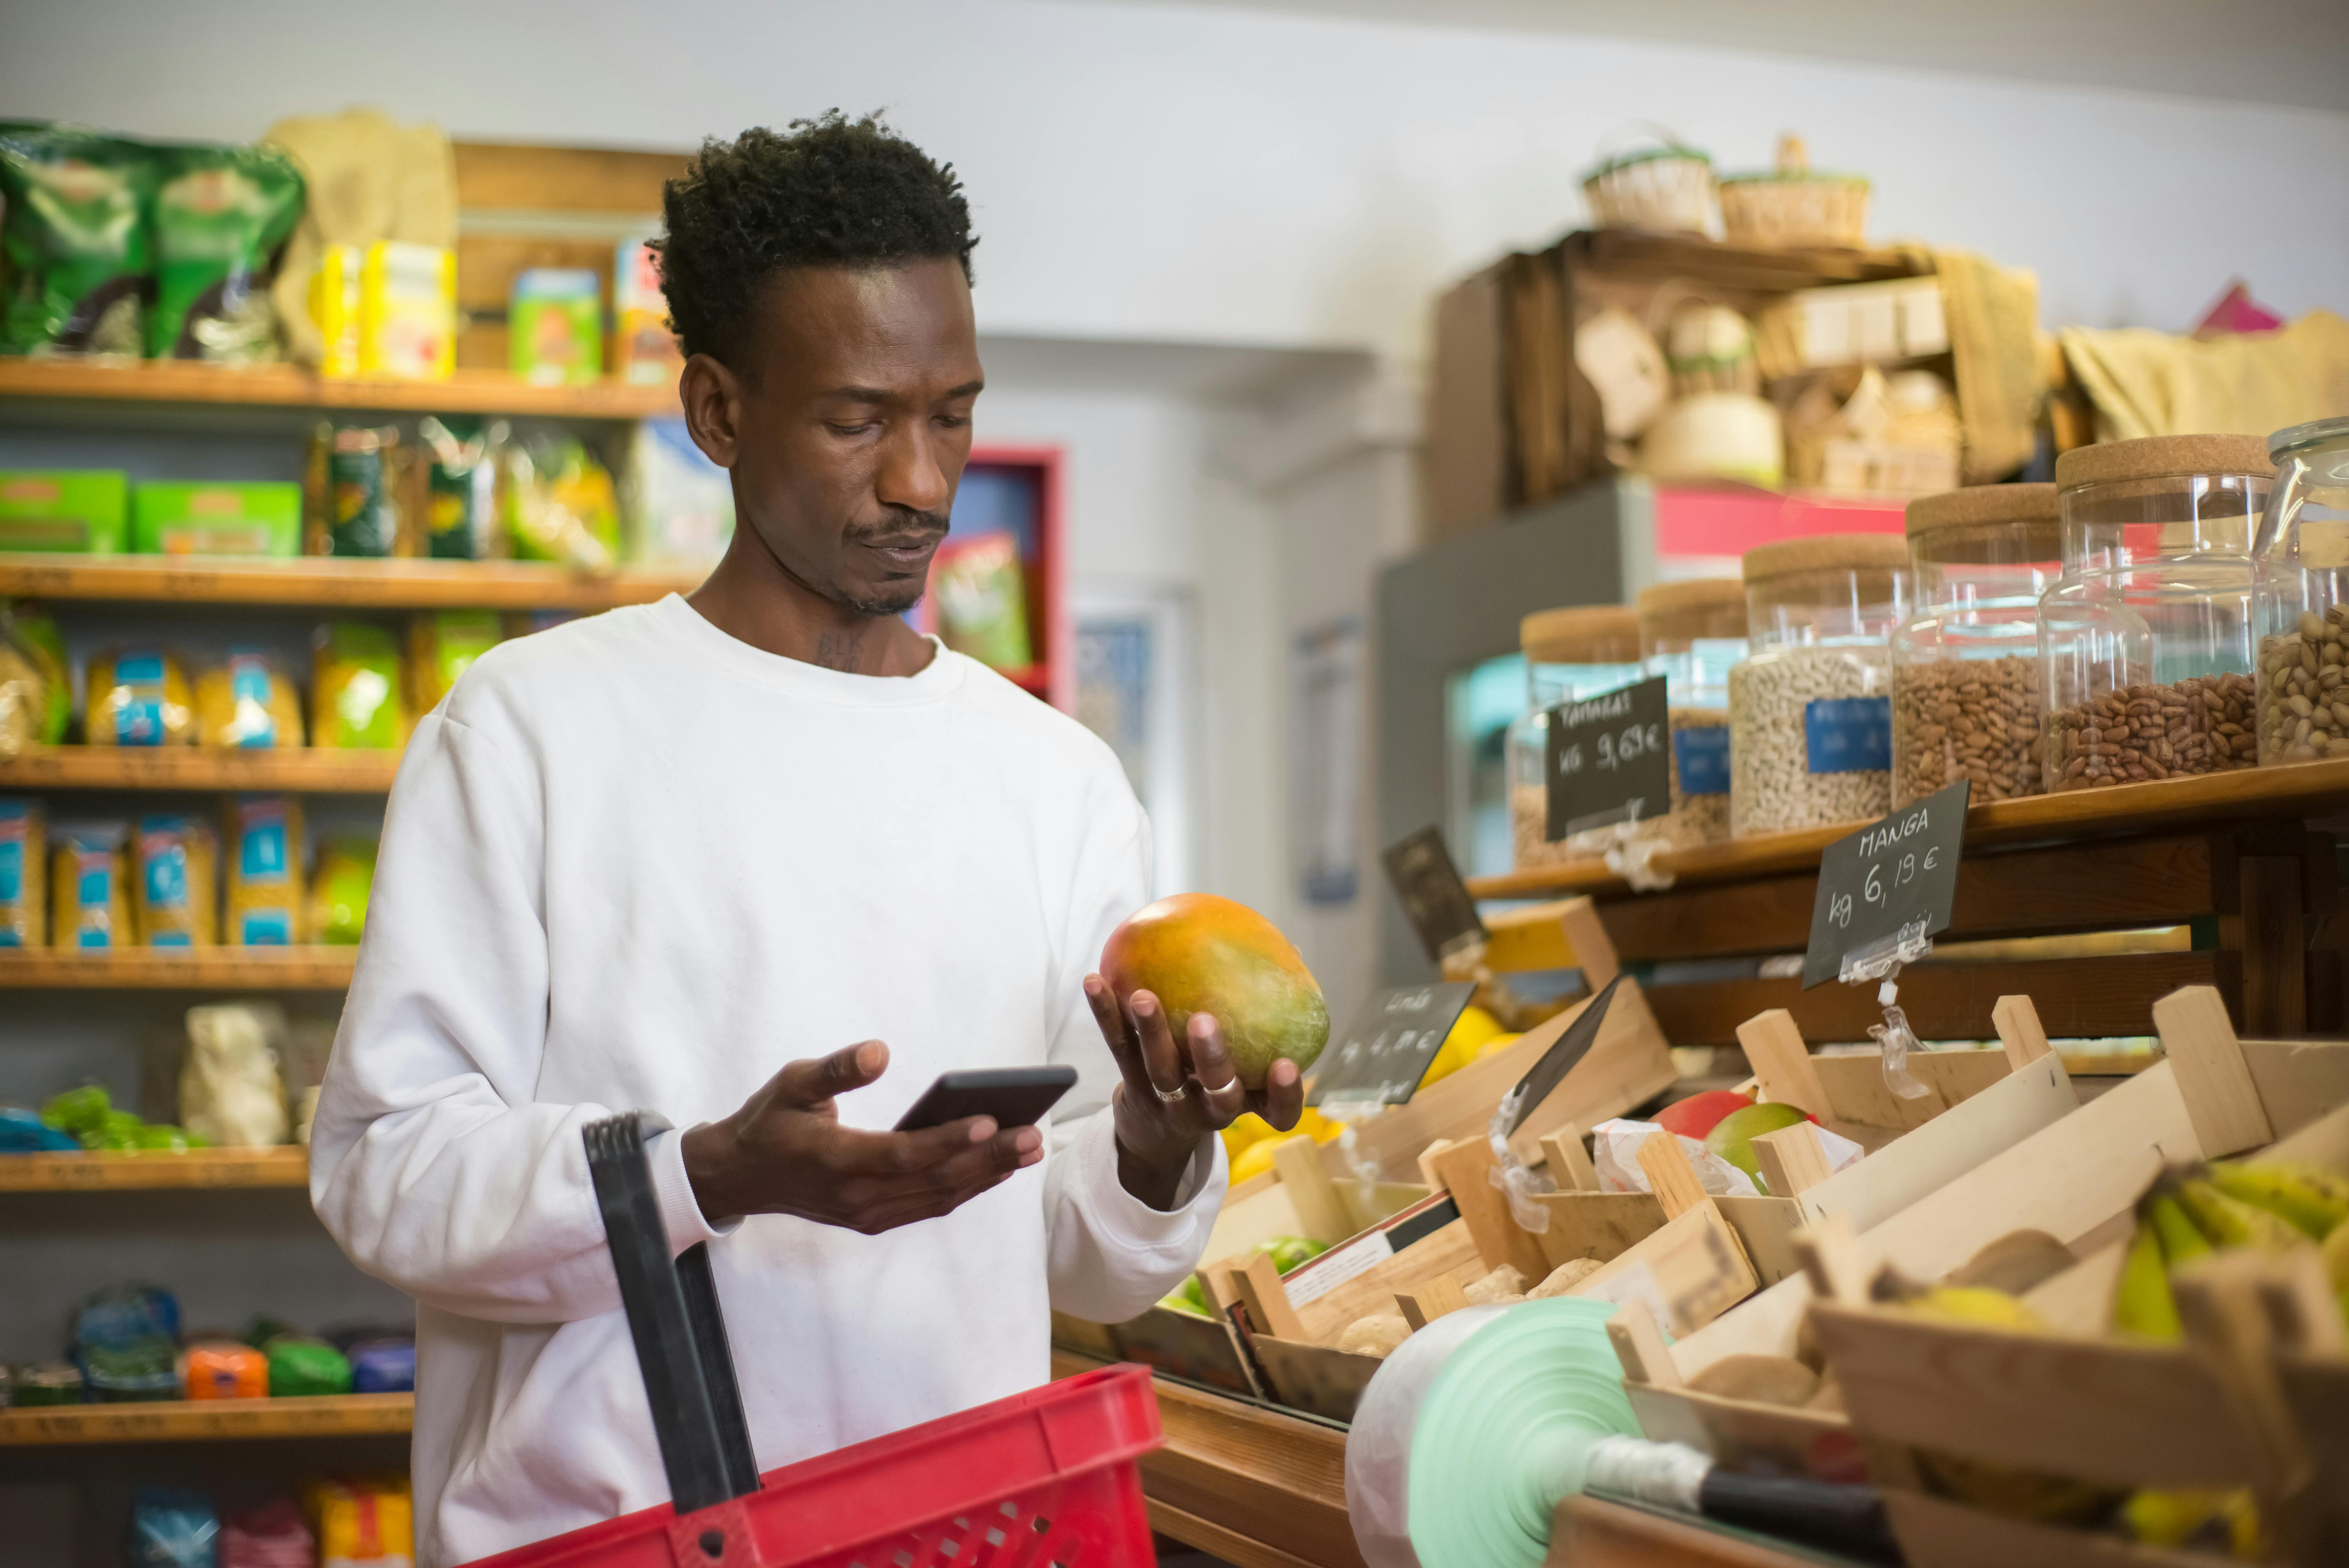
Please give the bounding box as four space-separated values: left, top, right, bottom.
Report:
647 594 968 707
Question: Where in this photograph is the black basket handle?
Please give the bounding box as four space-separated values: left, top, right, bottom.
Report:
584 1115 761 1513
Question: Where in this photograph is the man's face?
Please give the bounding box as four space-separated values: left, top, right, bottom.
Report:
702 258 984 616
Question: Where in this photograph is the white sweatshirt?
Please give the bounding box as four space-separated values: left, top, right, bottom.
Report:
310 596 1224 1566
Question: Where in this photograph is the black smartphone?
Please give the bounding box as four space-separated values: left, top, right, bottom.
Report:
893 1066 1079 1132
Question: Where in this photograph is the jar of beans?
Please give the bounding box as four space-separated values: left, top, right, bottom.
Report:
2252 416 2349 764
1727 535 1912 837
1507 606 1645 868
1889 484 2061 807
2040 436 2271 792
1636 578 1747 846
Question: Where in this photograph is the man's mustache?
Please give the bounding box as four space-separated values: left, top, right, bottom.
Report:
847 510 951 550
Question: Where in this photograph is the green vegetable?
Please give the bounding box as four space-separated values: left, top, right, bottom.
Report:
41 1083 111 1136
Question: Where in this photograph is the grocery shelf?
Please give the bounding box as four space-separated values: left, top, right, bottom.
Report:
0 947 356 989
1466 759 2349 900
0 1146 309 1192
0 1394 412 1447
0 747 401 792
0 554 705 611
0 356 677 419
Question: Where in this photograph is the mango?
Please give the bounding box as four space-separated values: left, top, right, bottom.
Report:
1101 893 1329 1089
1705 1101 1813 1188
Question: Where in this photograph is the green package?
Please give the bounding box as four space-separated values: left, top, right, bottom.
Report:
264 1336 353 1398
309 837 375 945
131 480 301 557
148 142 304 362
0 469 127 552
420 416 494 559
0 125 156 356
318 424 403 558
3 600 71 743
509 267 602 385
313 622 404 748
12 1362 84 1407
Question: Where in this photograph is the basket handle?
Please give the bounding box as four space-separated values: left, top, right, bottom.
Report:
1776 134 1811 176
1592 119 1697 169
585 1115 762 1514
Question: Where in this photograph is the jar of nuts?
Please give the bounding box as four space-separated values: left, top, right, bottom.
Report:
1507 606 1645 868
1636 578 1747 846
1889 484 2061 807
1728 534 1912 837
2039 560 2260 789
2252 416 2349 766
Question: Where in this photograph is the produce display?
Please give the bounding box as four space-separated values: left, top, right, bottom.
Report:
1100 892 1330 1089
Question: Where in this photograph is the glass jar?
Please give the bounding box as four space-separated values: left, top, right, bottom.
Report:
1728 535 1911 836
2039 559 2259 789
1889 484 2060 807
2252 417 2349 765
2055 433 2272 571
1637 578 1747 846
1507 605 1645 868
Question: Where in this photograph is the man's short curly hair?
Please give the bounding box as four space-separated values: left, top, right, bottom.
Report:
654 112 976 368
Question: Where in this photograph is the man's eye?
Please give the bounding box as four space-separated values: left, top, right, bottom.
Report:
827 422 877 437
934 413 970 429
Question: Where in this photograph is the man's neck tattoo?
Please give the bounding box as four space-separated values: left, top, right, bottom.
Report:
814 628 866 672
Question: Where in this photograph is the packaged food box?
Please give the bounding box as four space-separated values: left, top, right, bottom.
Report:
358 241 454 381
132 481 301 557
612 239 682 386
510 267 602 386
0 470 127 553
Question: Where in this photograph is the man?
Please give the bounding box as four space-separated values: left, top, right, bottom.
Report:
311 114 1303 1565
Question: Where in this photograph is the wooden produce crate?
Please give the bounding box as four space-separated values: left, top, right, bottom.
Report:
1810 1094 2349 1567
1616 985 2349 1482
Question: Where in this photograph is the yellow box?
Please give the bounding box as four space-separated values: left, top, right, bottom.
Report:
357 241 454 381
311 245 362 379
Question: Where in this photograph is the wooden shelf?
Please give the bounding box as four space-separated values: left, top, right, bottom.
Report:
0 554 704 611
0 747 401 792
0 357 677 419
0 1394 411 1447
1467 760 2349 900
0 947 356 989
0 1147 308 1192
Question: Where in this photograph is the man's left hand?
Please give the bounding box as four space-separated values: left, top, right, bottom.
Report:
1084 975 1306 1210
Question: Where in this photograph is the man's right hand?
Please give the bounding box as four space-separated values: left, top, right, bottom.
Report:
681 1042 1040 1231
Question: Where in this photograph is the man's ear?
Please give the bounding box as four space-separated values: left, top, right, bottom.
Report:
679 353 742 469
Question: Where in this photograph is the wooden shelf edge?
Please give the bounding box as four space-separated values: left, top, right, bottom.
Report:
1468 761 2349 900
0 948 356 989
0 358 677 419
0 747 402 792
0 1393 412 1445
0 554 705 611
0 1147 309 1192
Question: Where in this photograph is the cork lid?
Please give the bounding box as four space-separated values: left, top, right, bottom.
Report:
2055 435 2275 490
1636 577 1747 617
1520 604 1640 663
1741 532 1911 584
1905 483 2058 535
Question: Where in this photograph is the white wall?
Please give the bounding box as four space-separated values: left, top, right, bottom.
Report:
8 0 2348 363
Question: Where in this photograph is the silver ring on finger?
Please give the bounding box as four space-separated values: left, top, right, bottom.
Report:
1154 1082 1191 1105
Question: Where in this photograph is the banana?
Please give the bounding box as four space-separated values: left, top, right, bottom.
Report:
2174 1178 2310 1254
2122 1488 2261 1557
2206 1160 2349 1241
2323 1220 2349 1296
2147 1193 2211 1267
1901 1285 2046 1333
2111 1217 2181 1341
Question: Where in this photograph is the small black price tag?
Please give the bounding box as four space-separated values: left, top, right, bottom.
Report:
1305 981 1478 1108
1802 779 1971 989
1545 677 1672 842
1381 827 1486 962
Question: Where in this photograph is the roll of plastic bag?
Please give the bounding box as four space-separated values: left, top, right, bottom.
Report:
1345 1297 1640 1568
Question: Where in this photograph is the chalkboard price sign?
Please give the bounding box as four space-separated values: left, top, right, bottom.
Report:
1545 676 1672 841
1381 827 1486 963
1305 981 1478 1109
1802 779 1971 988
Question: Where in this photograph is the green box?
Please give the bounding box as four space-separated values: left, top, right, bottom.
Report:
510 267 603 387
131 481 302 558
0 470 128 553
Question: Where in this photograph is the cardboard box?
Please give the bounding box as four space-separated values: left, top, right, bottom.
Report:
132 482 302 558
0 470 127 553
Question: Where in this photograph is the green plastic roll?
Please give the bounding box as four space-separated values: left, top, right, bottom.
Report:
1345 1298 1641 1568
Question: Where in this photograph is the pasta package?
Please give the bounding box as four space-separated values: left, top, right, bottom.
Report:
311 623 410 750
196 649 305 748
405 611 500 713
308 838 376 946
0 796 45 948
87 649 196 747
132 815 219 947
223 795 303 945
50 822 132 948
303 1477 414 1568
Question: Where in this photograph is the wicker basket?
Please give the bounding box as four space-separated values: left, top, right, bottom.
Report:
1581 128 1713 234
1719 134 1869 250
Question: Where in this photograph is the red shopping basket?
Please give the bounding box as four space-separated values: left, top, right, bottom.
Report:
468 1116 1162 1568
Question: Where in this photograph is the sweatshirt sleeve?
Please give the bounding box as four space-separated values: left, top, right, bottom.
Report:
1039 802 1229 1324
308 710 725 1324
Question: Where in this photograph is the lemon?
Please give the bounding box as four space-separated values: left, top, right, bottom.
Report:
1220 1112 1278 1160
1231 1134 1293 1184
1421 1006 1504 1088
